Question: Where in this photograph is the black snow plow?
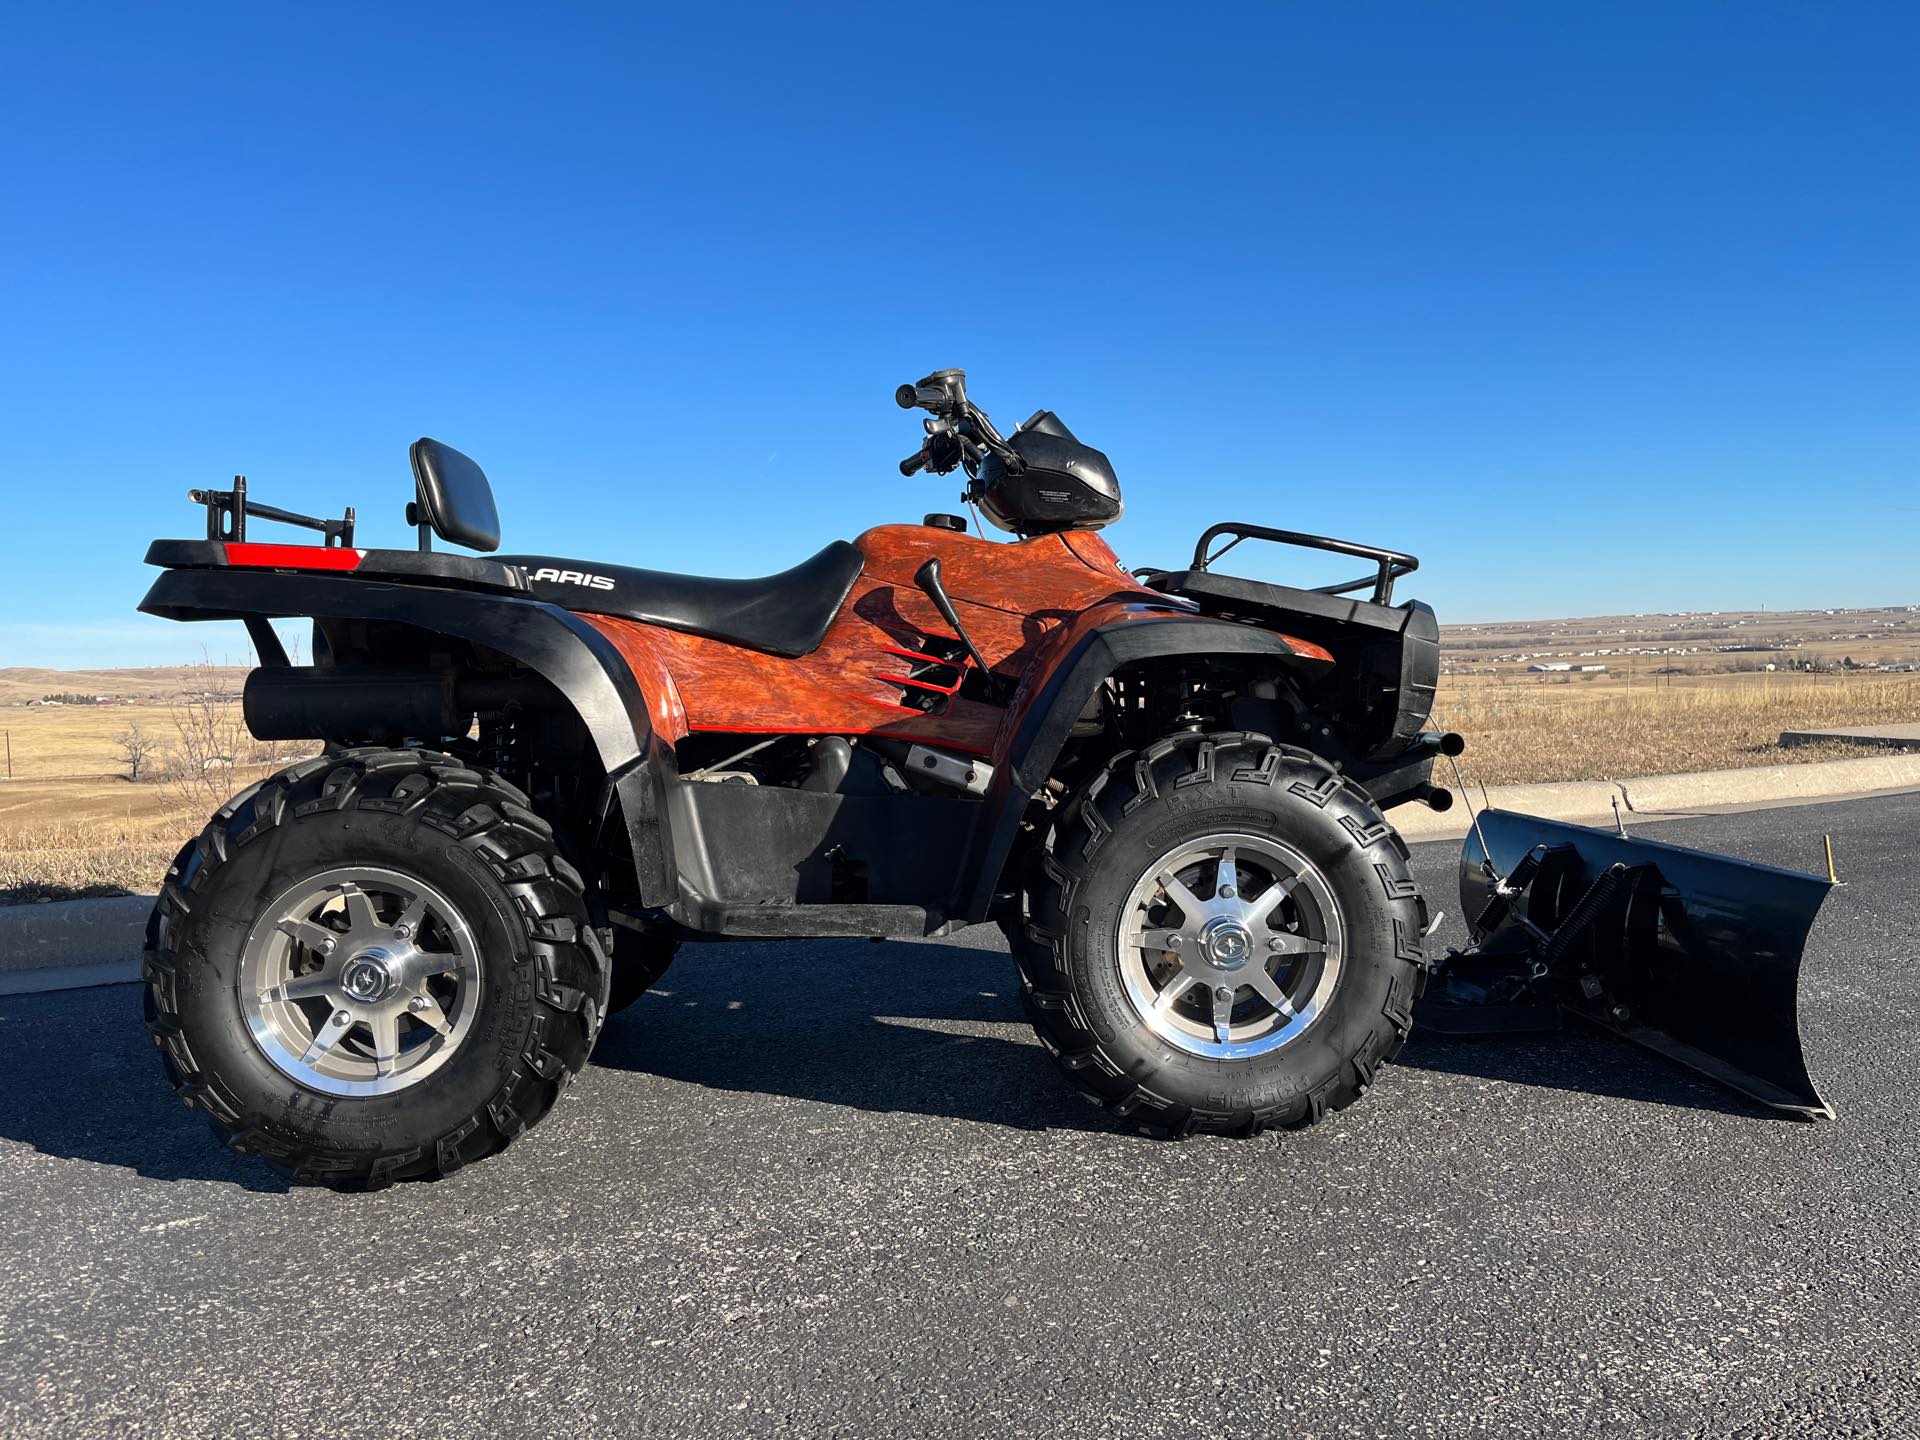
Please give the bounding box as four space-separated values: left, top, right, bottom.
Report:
1419 809 1835 1119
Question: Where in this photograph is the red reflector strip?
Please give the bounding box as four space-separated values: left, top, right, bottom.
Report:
226 543 364 572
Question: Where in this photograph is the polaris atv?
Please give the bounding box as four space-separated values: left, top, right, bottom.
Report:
139 370 1836 1187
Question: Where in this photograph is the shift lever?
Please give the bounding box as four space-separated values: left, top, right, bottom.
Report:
913 558 1007 701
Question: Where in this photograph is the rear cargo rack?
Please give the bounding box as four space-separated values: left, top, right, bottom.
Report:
188 475 356 548
1191 522 1417 605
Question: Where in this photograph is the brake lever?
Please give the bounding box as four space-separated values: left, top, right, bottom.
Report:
903 428 965 477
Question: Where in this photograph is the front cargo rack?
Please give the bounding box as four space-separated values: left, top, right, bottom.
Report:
1188 522 1417 605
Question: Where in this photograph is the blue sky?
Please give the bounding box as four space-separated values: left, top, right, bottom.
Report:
2 2 1914 668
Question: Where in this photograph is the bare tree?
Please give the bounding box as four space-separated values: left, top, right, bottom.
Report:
115 720 160 781
162 652 319 810
164 659 249 811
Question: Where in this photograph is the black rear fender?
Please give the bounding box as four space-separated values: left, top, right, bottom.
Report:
138 566 677 904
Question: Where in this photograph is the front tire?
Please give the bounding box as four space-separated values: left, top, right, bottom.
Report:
1009 732 1427 1137
143 748 609 1187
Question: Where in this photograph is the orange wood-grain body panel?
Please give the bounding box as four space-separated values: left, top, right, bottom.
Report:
584 525 1167 756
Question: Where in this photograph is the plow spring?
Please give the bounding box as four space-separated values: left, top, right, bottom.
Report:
1417 809 1836 1119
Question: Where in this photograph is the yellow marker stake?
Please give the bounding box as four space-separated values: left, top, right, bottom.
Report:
1824 833 1839 886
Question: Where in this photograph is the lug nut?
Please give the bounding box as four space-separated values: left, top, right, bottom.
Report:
1220 885 1236 900
1166 935 1183 951
333 1010 351 1026
408 995 428 1013
1216 986 1234 1001
320 937 336 954
1268 935 1286 952
393 924 411 939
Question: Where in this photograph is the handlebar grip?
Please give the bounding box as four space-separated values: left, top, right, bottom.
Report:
899 449 929 477
897 381 955 413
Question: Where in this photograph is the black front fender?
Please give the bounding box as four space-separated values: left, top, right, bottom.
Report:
955 615 1314 923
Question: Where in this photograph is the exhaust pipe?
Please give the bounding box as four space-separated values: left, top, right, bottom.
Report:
1421 808 1836 1119
243 666 552 745
1416 730 1466 757
1362 733 1467 812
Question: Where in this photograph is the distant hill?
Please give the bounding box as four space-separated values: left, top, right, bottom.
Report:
6 601 1915 701
1442 603 1919 677
0 666 254 706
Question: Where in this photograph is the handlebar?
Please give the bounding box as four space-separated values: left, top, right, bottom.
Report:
896 369 968 418
892 368 1025 482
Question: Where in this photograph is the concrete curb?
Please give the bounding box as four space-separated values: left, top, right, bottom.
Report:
0 895 153 996
1394 751 1920 841
0 959 143 995
4 752 1920 993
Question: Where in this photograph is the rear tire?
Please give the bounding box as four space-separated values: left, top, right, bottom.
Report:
143 748 609 1187
1008 732 1427 1137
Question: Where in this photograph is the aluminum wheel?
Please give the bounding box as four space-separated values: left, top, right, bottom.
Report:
1116 833 1344 1059
238 866 483 1097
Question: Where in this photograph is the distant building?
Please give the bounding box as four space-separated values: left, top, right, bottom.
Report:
1527 662 1608 673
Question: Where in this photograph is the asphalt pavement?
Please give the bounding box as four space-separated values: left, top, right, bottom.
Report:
1 792 1916 1438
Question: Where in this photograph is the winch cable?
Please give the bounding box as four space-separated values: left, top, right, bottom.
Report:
1426 710 1496 892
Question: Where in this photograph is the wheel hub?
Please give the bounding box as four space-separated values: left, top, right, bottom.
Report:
237 867 483 1098
1199 917 1253 970
1115 834 1345 1059
341 949 397 1003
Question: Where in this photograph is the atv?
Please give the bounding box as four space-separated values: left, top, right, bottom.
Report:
138 370 1837 1187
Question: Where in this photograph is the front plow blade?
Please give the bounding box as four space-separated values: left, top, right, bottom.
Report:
1447 809 1835 1119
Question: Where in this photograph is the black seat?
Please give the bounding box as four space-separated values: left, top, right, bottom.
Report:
496 541 865 658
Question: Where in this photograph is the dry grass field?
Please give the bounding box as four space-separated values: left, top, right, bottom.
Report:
1434 602 1920 783
2 606 1917 902
0 668 297 902
1435 670 1920 785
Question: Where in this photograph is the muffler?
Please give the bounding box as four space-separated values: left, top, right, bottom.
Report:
1418 808 1835 1119
243 665 553 745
